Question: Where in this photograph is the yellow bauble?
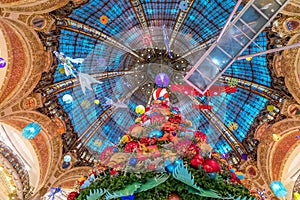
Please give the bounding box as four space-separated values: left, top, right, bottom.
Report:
135 118 141 123
135 105 145 114
246 57 252 61
294 192 300 200
94 99 100 105
121 135 131 143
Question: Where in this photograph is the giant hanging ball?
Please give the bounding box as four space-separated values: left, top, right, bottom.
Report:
135 105 145 115
0 58 6 68
155 73 170 88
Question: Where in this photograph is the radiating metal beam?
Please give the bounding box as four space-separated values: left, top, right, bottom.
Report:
237 43 300 60
57 18 144 60
174 37 216 62
169 0 195 47
130 0 156 52
78 79 148 146
42 71 135 96
187 95 246 159
219 76 284 102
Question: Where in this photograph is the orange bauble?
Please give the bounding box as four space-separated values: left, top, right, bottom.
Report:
168 193 181 200
100 15 108 24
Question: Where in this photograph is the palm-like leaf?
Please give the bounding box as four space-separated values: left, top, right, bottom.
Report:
172 162 202 191
106 182 140 200
86 188 106 200
137 174 169 192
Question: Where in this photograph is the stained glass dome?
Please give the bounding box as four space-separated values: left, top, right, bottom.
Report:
44 0 285 165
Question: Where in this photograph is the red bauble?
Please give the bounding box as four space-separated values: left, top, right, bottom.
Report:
124 141 139 152
194 131 208 143
110 169 117 175
203 159 221 172
187 143 200 157
67 191 79 200
140 137 156 146
148 137 157 145
203 164 213 173
190 154 204 168
139 137 149 146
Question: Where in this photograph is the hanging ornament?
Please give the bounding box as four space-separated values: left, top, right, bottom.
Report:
228 122 238 131
135 105 145 115
121 194 135 200
67 191 79 200
168 192 181 200
153 88 170 102
155 73 170 88
245 57 252 61
0 58 6 68
64 155 72 162
62 94 73 104
185 33 193 41
270 181 287 198
124 141 139 152
22 122 41 139
208 172 217 179
121 134 131 143
80 99 91 109
62 161 71 169
267 105 275 112
148 129 163 138
179 1 188 11
94 99 100 105
190 154 204 168
294 192 300 200
165 164 175 173
58 67 65 74
78 176 86 185
129 158 137 166
202 159 221 173
100 15 108 24
241 153 248 160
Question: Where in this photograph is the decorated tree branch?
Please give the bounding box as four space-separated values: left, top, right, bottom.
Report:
68 81 255 200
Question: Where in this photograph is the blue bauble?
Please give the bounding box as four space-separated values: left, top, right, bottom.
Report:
22 122 41 139
171 109 178 114
174 159 183 167
63 155 72 162
129 158 137 166
164 158 172 167
166 164 175 173
208 173 217 179
149 130 163 138
112 147 118 153
121 194 135 200
62 161 70 169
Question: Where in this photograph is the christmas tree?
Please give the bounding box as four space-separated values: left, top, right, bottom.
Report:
68 85 254 200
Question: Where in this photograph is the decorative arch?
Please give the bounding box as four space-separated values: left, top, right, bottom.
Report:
51 166 92 188
281 34 300 104
253 118 300 198
0 17 50 110
0 123 40 192
0 110 63 193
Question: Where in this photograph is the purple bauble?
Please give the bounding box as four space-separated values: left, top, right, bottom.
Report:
155 73 170 87
0 58 6 68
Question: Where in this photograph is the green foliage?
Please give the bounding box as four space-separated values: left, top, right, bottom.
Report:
75 165 253 200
